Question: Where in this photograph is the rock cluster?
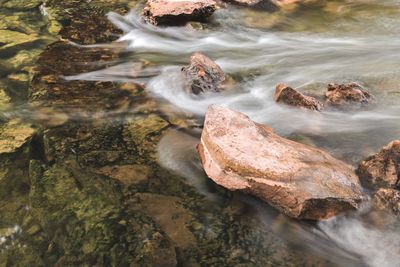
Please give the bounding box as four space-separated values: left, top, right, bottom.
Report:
274 82 375 111
198 105 365 220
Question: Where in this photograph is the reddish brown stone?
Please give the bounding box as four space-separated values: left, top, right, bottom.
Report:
182 52 226 95
197 105 365 220
372 188 400 217
142 0 217 26
357 140 400 190
325 82 374 108
275 83 323 111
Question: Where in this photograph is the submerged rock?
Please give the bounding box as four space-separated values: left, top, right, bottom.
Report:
357 140 400 190
198 105 365 220
0 30 40 54
142 0 217 26
372 188 400 217
136 193 196 249
0 119 36 156
182 52 226 95
223 0 277 9
325 82 374 108
275 83 323 111
223 0 302 9
97 164 151 186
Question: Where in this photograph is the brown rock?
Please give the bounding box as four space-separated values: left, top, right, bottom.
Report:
372 188 400 217
197 105 365 220
275 83 323 111
137 193 196 249
325 82 374 108
357 140 400 190
182 52 226 95
97 164 150 186
142 0 217 26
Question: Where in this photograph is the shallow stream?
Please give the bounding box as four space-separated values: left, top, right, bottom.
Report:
1 1 400 266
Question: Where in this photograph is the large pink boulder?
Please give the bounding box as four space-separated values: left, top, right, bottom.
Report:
142 0 217 26
197 105 365 220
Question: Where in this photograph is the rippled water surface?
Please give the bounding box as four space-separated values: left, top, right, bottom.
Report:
1 0 400 266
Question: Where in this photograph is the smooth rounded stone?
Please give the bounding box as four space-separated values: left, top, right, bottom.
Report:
197 105 365 220
142 0 217 26
325 82 375 108
357 140 400 190
372 188 400 217
275 83 323 111
182 52 227 95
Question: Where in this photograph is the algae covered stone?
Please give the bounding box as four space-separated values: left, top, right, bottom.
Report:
0 30 40 53
0 119 36 155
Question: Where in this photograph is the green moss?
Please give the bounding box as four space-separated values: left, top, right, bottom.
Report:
4 49 42 71
1 0 43 10
0 30 40 54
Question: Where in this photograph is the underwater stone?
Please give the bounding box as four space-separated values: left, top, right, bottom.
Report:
4 49 42 71
123 114 169 156
0 30 40 54
0 119 36 156
0 88 12 108
1 0 43 10
97 164 150 186
136 193 197 249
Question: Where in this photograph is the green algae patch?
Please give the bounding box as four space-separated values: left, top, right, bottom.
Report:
0 119 36 155
0 30 40 54
26 160 177 266
1 0 43 10
0 88 11 109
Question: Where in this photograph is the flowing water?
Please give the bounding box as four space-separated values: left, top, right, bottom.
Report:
1 0 400 266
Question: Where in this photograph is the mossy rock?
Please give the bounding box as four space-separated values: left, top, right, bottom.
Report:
4 49 42 71
27 160 177 266
1 0 43 10
123 114 170 160
0 30 41 54
0 88 11 109
0 119 36 156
